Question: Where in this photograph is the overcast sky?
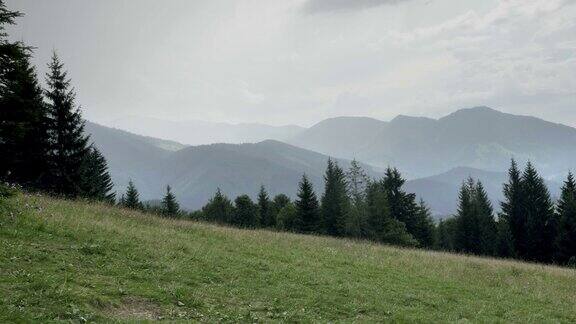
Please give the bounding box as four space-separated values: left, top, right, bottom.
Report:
6 0 576 127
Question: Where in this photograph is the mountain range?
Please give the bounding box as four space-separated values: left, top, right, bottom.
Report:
86 107 574 216
108 116 304 146
290 107 576 179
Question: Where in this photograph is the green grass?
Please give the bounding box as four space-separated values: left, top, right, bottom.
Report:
1 193 576 323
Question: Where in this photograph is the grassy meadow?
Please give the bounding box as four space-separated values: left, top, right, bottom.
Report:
1 193 576 322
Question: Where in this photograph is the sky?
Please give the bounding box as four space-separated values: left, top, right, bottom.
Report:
6 0 576 127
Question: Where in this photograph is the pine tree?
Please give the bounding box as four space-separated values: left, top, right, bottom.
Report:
0 4 50 189
346 159 369 206
413 199 436 248
382 167 421 242
522 162 556 263
232 194 258 228
45 52 90 197
257 185 272 228
473 181 498 256
321 159 349 236
202 188 233 223
161 185 180 217
295 174 321 233
436 218 457 251
365 180 388 240
555 172 576 265
124 180 141 209
500 159 526 258
0 49 50 189
454 178 477 253
496 217 515 258
79 146 115 202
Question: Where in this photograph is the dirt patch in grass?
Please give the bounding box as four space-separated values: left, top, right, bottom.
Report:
108 297 162 320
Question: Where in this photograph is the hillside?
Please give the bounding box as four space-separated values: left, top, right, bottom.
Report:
1 194 576 322
85 121 380 209
292 107 576 179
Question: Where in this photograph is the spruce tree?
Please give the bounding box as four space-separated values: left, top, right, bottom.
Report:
522 162 556 263
365 180 389 240
413 199 436 249
500 159 526 258
79 146 115 202
232 194 258 228
382 167 421 242
161 185 180 217
295 174 321 233
45 52 90 197
257 185 272 227
202 188 233 223
0 3 50 189
321 159 349 236
0 49 50 188
123 180 141 209
473 181 498 256
454 178 478 253
554 172 576 265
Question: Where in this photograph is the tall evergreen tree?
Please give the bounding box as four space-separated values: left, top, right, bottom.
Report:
436 218 457 251
276 202 299 231
500 159 526 258
413 199 436 248
161 185 180 217
79 146 115 202
382 167 421 242
521 162 556 263
257 185 272 228
454 178 478 253
232 194 258 228
295 174 321 233
0 3 50 189
473 181 498 256
124 180 141 209
44 52 90 197
555 172 576 265
202 188 233 223
346 159 369 206
321 159 349 236
365 180 390 240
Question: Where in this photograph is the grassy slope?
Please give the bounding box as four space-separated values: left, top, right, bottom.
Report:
1 194 575 323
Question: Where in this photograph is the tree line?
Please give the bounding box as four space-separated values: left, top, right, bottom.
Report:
1 2 114 202
121 158 576 267
437 160 576 266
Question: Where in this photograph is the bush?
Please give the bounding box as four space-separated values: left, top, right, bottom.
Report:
0 182 17 198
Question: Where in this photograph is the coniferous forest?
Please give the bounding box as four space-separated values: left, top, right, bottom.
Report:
1 0 576 270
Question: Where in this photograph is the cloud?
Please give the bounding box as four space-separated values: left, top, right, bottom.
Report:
302 0 415 14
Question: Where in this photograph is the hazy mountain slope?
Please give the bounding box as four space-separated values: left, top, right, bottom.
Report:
405 166 561 217
156 140 378 209
86 121 376 209
288 116 386 158
84 122 184 198
109 116 305 146
291 107 576 179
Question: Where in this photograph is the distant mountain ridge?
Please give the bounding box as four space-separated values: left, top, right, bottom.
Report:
290 107 576 179
85 121 378 210
108 116 304 146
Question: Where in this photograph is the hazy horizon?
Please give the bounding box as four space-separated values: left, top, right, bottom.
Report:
6 0 576 127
